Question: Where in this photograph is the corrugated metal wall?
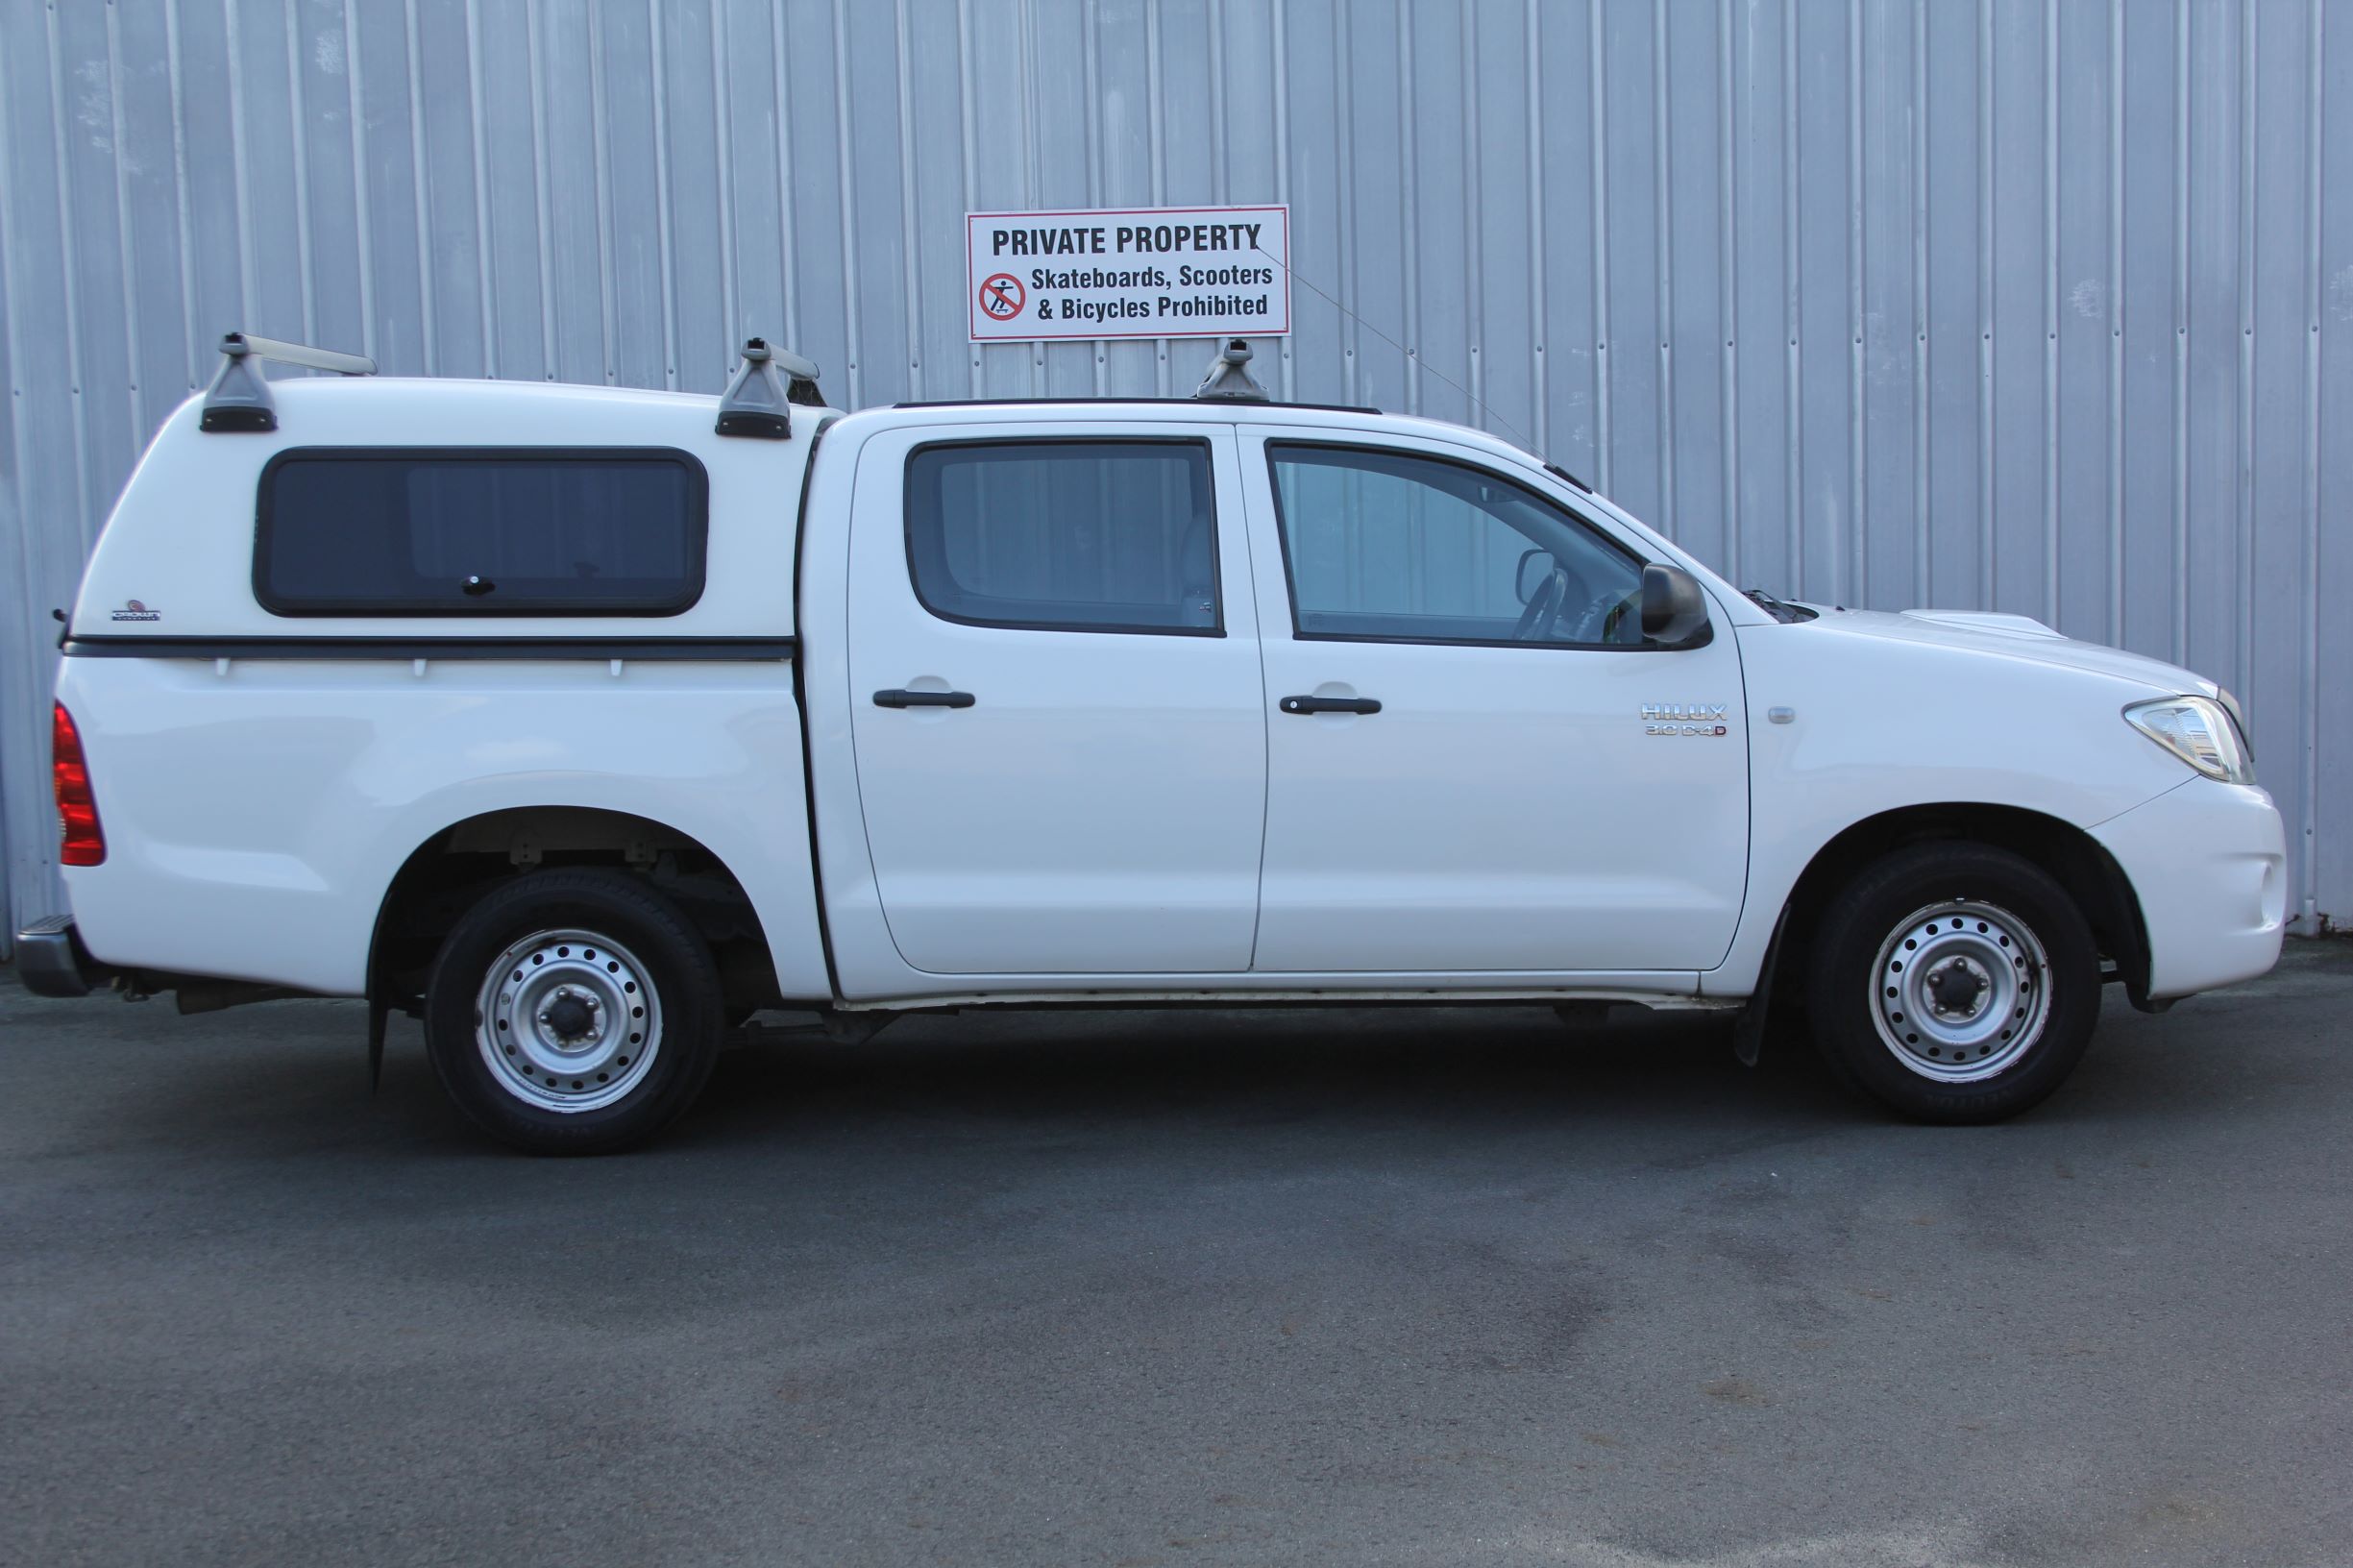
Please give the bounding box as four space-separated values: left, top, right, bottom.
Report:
3 0 2348 954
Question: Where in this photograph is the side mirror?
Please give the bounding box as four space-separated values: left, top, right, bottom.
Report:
1514 548 1552 605
1640 563 1709 647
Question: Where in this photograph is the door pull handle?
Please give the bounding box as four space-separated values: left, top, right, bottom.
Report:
1279 695 1381 716
873 689 976 709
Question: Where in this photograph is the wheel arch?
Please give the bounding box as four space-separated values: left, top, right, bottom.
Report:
1765 802 2153 1012
367 805 780 1018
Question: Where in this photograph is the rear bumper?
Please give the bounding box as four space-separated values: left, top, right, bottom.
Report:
2092 778 2287 999
12 915 114 998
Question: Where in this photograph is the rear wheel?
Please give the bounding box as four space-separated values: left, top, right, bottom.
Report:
424 870 723 1154
1804 843 2100 1123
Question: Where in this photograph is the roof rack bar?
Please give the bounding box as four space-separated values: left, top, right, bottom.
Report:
776 346 826 408
199 331 376 434
233 332 378 377
890 396 1383 415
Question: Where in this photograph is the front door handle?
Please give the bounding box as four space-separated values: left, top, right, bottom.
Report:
1279 695 1381 716
873 688 976 709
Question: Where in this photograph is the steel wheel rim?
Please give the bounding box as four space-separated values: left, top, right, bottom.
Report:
474 928 662 1113
1869 900 2051 1083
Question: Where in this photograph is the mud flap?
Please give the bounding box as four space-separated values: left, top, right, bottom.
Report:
1731 909 1792 1068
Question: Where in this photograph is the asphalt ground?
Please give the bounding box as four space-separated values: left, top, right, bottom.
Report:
3 941 2349 1567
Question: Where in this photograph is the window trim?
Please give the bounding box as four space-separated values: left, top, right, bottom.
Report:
901 435 1226 639
1262 439 1707 652
253 445 711 618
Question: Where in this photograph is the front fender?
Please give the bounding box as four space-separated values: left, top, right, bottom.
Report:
1703 623 2192 996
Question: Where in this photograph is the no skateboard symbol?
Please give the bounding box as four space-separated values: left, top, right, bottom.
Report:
978 272 1025 322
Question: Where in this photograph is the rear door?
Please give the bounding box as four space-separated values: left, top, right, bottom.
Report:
845 422 1266 974
1238 429 1750 974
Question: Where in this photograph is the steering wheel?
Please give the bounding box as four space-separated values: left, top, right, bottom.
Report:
1567 588 1638 645
1512 565 1570 640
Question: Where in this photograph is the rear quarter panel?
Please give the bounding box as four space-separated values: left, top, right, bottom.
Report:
59 654 828 999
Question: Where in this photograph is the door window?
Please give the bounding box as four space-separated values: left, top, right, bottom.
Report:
1266 443 1646 647
904 440 1219 634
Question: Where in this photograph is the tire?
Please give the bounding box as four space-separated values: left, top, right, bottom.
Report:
424 870 723 1154
1804 843 2100 1123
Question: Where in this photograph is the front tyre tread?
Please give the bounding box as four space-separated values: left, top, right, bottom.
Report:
1804 843 2101 1125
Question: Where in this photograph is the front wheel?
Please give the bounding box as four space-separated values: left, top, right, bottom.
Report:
424 870 723 1154
1804 844 2101 1123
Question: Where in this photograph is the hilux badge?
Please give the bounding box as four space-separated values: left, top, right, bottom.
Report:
1642 702 1728 737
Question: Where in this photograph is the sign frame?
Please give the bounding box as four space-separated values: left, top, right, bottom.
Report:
965 204 1291 344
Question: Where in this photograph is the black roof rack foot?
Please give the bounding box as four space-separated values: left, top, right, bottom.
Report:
717 336 826 438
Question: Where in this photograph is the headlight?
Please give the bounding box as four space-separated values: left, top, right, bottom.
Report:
2123 696 2255 785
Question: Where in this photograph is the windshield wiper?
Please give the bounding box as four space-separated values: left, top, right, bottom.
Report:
1744 588 1816 625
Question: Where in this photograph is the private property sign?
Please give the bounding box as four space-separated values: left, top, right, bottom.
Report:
967 206 1290 342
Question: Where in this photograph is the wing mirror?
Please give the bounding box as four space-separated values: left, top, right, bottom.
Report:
1514 548 1553 605
1640 563 1709 647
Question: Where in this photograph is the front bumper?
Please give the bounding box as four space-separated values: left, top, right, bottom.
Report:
12 915 113 998
2091 778 2287 999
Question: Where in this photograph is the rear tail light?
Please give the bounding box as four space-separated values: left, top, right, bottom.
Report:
52 702 105 867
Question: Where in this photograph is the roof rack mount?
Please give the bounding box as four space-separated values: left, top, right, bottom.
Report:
1192 338 1270 403
200 331 377 434
716 337 825 439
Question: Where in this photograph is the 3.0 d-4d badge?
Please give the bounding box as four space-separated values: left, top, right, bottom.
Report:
1643 702 1728 736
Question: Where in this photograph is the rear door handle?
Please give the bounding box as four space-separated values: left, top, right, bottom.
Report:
873 689 976 709
1279 695 1381 716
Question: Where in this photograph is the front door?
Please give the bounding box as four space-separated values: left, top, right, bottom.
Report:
1238 431 1750 974
846 423 1266 975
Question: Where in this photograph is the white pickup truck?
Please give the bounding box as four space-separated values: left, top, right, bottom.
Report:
20 334 2286 1152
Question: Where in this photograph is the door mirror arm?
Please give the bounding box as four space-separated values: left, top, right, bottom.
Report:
1639 563 1710 648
